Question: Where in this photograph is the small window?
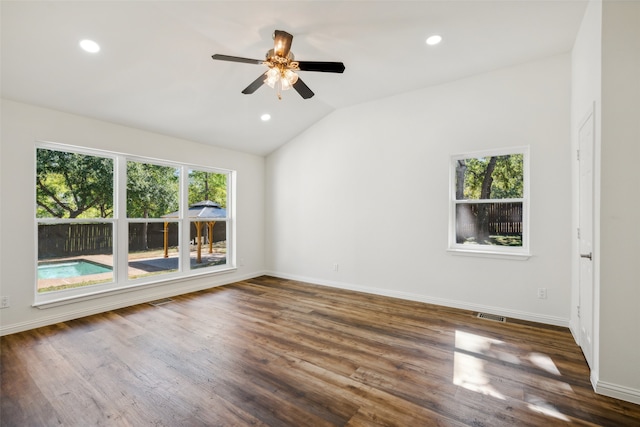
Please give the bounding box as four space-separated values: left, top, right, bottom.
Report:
449 148 529 257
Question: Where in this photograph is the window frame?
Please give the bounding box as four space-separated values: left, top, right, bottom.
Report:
448 146 530 260
34 142 235 307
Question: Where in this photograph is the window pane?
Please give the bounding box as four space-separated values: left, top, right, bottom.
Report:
455 202 523 246
37 223 114 293
455 154 523 200
187 168 228 270
188 169 227 208
127 161 180 218
189 220 227 270
128 222 179 279
36 148 113 218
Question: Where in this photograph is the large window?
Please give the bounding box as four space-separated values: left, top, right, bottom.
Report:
449 147 529 257
35 143 234 304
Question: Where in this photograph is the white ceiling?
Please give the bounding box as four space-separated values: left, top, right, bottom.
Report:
1 1 587 156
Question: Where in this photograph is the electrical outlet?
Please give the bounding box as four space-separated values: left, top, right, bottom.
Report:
333 263 339 272
0 296 9 309
537 288 547 299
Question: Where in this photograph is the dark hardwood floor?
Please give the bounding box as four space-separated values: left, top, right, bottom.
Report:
1 276 639 426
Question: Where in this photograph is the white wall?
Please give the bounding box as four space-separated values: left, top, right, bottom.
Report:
0 99 265 334
266 54 573 326
598 0 640 402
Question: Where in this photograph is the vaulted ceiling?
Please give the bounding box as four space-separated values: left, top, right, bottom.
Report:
1 1 587 156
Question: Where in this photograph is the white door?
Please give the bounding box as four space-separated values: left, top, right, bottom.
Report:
578 106 595 368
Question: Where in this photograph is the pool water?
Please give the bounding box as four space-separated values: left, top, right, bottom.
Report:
38 260 112 279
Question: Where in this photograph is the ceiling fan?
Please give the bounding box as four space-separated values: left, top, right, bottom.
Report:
212 30 345 100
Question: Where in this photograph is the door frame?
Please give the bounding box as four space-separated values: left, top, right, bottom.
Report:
577 102 597 373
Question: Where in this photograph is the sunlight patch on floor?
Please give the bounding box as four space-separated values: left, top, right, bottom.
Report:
454 330 505 354
454 329 521 364
528 352 561 376
453 331 508 399
453 330 576 421
527 396 571 421
453 351 507 399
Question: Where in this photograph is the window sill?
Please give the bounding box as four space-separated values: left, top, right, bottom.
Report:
447 248 531 261
33 267 236 309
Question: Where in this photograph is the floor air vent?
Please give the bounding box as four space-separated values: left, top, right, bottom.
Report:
149 298 173 306
477 312 506 323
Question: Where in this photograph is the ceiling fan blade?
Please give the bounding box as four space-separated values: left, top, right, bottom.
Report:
293 78 314 99
297 61 346 73
273 30 293 58
212 54 263 65
241 73 266 94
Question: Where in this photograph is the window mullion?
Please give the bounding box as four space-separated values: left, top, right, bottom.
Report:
455 198 524 205
115 154 128 284
227 171 235 268
180 165 190 273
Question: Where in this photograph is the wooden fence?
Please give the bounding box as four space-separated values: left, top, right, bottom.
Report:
38 222 226 259
38 223 113 259
456 202 522 237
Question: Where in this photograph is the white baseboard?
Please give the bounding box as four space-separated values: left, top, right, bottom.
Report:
568 322 580 345
595 380 640 405
265 270 570 328
0 270 266 336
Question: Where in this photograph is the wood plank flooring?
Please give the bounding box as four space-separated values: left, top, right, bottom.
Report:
1 276 639 426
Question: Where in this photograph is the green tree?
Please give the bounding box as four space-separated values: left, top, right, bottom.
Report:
188 170 227 207
127 162 179 250
36 149 113 218
127 162 179 218
488 154 523 199
459 154 523 200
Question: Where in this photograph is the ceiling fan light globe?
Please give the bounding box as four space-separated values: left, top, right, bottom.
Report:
281 78 292 91
264 76 278 88
264 68 280 88
284 70 298 85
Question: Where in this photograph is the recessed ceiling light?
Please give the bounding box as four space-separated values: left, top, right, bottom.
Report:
426 35 442 46
79 39 100 53
261 113 271 122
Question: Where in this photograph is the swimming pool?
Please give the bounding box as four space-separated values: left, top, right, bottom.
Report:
38 260 112 280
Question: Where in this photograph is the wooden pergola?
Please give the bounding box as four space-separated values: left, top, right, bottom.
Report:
162 200 227 263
